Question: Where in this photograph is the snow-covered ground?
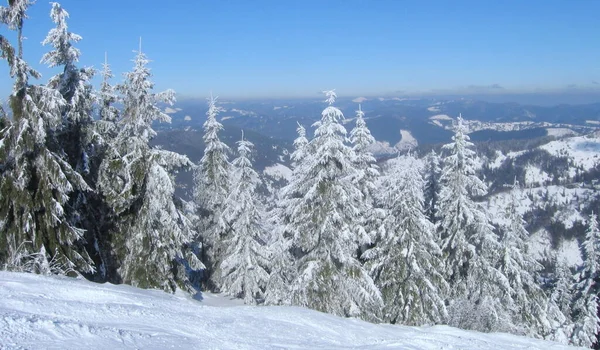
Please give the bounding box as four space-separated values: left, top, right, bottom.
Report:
541 135 600 172
395 129 418 151
263 163 292 182
0 272 578 349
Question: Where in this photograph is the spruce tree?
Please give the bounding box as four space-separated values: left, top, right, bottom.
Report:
570 213 600 348
547 254 573 343
98 41 202 292
0 0 93 274
349 105 380 245
364 154 447 325
287 90 382 319
264 123 307 305
217 132 270 304
498 178 551 336
439 116 511 332
193 94 231 288
423 149 442 224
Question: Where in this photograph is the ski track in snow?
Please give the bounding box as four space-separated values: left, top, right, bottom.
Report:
0 272 579 350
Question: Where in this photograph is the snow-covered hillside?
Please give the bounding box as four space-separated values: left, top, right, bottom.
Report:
0 272 579 350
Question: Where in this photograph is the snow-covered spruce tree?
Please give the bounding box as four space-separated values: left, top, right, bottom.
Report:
193 94 231 288
570 213 600 348
264 123 309 305
438 115 512 332
423 149 442 224
96 53 119 143
364 154 447 325
40 2 111 281
81 53 122 282
349 104 381 246
546 254 573 343
0 0 93 274
349 105 378 202
97 42 202 292
286 90 382 319
216 132 270 304
498 178 551 337
41 2 96 175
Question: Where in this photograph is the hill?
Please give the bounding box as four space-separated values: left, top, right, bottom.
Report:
0 272 580 350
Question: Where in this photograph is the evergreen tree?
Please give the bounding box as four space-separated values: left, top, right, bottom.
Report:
96 53 119 142
349 104 378 202
264 123 308 305
439 116 511 332
0 0 93 274
547 254 573 343
570 213 600 348
41 2 96 174
498 178 551 336
364 154 447 325
423 149 442 224
40 1 109 281
287 90 382 319
98 41 202 292
349 105 380 245
193 94 231 288
217 132 270 304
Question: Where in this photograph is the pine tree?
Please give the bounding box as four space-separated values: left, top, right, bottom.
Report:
82 52 121 282
96 53 119 142
286 90 382 319
364 154 447 325
570 213 600 348
423 149 442 223
264 123 307 305
547 254 573 343
498 178 551 336
349 105 378 202
439 115 511 332
193 94 231 288
0 0 93 274
98 41 202 292
217 132 270 304
41 2 96 174
349 105 380 245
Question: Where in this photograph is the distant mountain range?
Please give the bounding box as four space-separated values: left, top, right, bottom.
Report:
157 97 600 148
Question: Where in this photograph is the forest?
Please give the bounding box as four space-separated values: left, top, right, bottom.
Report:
0 1 599 348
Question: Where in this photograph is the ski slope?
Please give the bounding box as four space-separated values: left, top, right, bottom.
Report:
0 272 578 349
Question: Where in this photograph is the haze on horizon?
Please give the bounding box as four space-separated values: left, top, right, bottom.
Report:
1 0 599 105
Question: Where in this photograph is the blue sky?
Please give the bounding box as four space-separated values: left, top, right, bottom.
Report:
1 0 600 101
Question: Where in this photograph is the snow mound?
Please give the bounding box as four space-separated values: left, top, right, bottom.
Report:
352 97 368 103
263 163 292 181
0 272 576 349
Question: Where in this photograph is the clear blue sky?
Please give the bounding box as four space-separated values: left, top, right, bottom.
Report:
1 0 600 100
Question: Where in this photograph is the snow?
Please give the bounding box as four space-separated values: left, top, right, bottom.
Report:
0 272 578 349
429 114 452 120
546 128 577 137
585 120 600 125
541 135 600 171
427 106 440 112
183 115 192 121
528 229 582 266
352 97 368 103
230 108 257 117
524 164 551 186
263 163 292 181
395 129 418 151
164 107 178 114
